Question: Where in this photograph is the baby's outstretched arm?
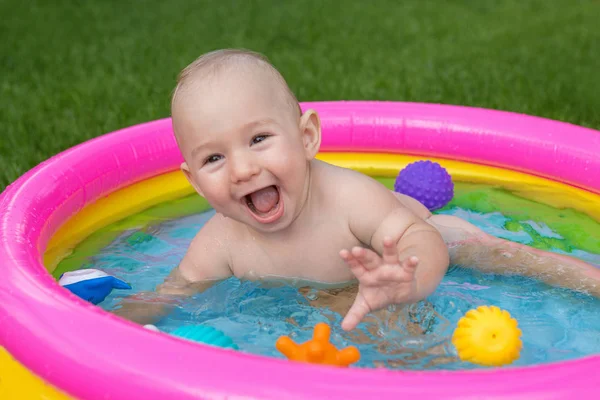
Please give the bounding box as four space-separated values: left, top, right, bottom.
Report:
340 176 449 331
113 216 232 325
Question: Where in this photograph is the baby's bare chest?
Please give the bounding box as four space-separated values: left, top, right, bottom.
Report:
228 224 362 284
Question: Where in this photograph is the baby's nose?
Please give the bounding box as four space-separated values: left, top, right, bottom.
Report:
230 155 259 183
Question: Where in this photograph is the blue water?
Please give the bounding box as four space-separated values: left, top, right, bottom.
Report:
92 207 600 370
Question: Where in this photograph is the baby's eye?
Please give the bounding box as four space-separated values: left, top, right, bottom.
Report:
203 154 223 165
251 134 269 145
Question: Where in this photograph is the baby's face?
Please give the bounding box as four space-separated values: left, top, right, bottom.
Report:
173 71 312 233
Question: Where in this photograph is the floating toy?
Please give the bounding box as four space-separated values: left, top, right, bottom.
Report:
170 325 239 349
58 269 131 305
276 323 360 367
144 324 238 349
452 305 522 367
395 160 454 210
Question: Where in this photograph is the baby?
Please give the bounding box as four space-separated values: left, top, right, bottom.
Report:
116 49 600 331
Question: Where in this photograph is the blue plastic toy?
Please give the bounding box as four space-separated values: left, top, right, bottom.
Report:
395 160 454 210
58 269 131 304
170 325 239 349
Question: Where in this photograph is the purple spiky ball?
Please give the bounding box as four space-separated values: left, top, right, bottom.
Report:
394 160 454 211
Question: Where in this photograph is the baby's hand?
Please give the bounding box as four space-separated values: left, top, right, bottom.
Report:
339 236 419 331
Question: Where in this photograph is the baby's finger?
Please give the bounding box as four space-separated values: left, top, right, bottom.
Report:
402 256 419 278
340 249 367 278
341 296 370 331
382 236 399 265
351 247 380 270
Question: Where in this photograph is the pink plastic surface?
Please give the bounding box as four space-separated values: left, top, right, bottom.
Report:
1 101 599 399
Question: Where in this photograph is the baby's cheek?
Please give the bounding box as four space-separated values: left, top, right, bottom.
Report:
198 178 229 205
283 158 307 183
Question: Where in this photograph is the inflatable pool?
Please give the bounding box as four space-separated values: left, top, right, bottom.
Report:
1 101 599 399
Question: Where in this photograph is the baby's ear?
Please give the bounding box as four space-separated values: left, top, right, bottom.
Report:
181 162 204 197
299 109 322 160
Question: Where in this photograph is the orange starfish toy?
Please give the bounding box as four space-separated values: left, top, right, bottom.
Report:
276 323 360 367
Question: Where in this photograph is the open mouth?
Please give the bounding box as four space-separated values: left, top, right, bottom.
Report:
244 185 284 224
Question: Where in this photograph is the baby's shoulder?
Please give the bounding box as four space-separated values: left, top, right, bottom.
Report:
312 161 399 231
317 160 390 197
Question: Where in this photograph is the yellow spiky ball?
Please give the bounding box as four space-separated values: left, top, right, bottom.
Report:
452 305 522 367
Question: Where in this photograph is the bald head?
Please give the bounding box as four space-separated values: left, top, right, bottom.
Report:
171 49 300 118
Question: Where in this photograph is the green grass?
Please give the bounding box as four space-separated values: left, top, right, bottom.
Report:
2 0 600 190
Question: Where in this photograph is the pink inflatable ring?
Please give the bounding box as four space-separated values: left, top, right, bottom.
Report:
1 101 599 399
